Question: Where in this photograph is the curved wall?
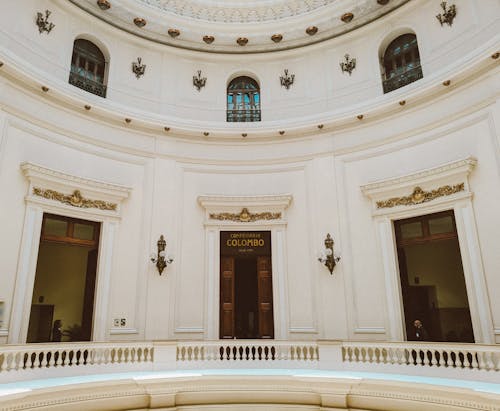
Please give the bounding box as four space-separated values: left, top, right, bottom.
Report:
0 0 499 345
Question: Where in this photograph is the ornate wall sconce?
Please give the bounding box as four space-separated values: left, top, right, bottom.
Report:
318 233 341 274
193 70 207 91
436 1 456 27
150 235 174 275
132 57 146 79
36 10 55 34
340 54 356 75
280 69 295 90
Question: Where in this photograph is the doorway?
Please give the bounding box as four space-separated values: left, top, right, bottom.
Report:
220 231 273 339
26 213 100 343
394 210 474 342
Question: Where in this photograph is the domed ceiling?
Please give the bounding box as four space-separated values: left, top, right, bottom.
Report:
69 0 410 53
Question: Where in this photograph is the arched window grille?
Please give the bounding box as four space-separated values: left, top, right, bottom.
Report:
69 39 107 98
227 76 261 122
382 33 423 93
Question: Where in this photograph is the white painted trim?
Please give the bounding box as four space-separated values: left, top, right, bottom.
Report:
109 328 139 335
361 157 494 343
354 327 387 334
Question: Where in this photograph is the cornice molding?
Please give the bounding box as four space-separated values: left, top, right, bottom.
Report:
361 157 477 215
21 162 132 216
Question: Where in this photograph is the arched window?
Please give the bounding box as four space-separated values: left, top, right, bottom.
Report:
69 39 107 98
227 76 261 122
382 33 422 93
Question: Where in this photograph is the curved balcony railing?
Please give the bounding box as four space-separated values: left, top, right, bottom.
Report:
383 65 423 93
1 340 498 383
226 109 261 122
68 71 107 98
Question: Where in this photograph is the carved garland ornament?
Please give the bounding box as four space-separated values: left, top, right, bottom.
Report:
33 188 117 211
209 207 281 222
376 183 464 209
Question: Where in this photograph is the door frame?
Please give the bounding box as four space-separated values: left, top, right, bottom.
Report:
361 157 494 343
198 195 292 340
8 163 131 343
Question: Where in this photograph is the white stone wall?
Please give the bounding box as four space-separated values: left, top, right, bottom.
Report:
0 0 498 344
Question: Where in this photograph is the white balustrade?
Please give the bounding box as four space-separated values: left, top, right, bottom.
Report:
176 341 319 364
0 342 154 378
341 341 500 372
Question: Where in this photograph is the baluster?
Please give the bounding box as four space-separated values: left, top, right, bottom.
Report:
462 351 470 368
471 351 479 370
430 350 437 367
447 350 455 367
0 353 7 372
438 349 445 367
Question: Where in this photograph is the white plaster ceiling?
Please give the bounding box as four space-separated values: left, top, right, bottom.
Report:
69 0 411 53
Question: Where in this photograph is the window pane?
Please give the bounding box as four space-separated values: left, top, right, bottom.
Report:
400 222 423 239
73 223 95 240
429 216 454 235
44 218 67 237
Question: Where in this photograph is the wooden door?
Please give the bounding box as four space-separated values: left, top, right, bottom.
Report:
81 249 98 341
220 257 235 339
257 256 274 338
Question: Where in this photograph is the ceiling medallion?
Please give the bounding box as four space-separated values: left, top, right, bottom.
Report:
133 17 146 27
305 26 318 36
96 0 111 10
376 184 464 209
237 37 248 46
341 12 354 23
271 34 283 43
203 35 214 44
377 0 390 5
168 28 180 38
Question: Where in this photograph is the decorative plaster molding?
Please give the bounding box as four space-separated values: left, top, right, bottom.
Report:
375 183 464 209
361 157 477 214
21 162 132 217
209 208 281 223
33 188 117 211
198 194 292 225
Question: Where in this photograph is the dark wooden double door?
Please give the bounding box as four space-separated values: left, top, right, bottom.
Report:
220 256 274 339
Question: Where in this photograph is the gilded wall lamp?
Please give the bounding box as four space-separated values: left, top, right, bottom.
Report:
436 2 456 27
280 69 295 90
36 10 55 34
193 70 207 91
132 57 146 79
150 235 174 275
318 233 341 274
340 54 356 75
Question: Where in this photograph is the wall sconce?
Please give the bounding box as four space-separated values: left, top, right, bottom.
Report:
318 233 340 274
436 1 456 27
36 10 55 34
340 54 356 75
280 69 295 90
150 235 174 275
193 70 207 91
132 57 146 79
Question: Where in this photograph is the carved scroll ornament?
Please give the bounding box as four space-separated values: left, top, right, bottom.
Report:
209 207 281 222
33 188 117 211
376 183 464 209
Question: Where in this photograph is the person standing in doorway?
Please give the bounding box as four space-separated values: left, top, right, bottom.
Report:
51 319 63 342
412 319 429 341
